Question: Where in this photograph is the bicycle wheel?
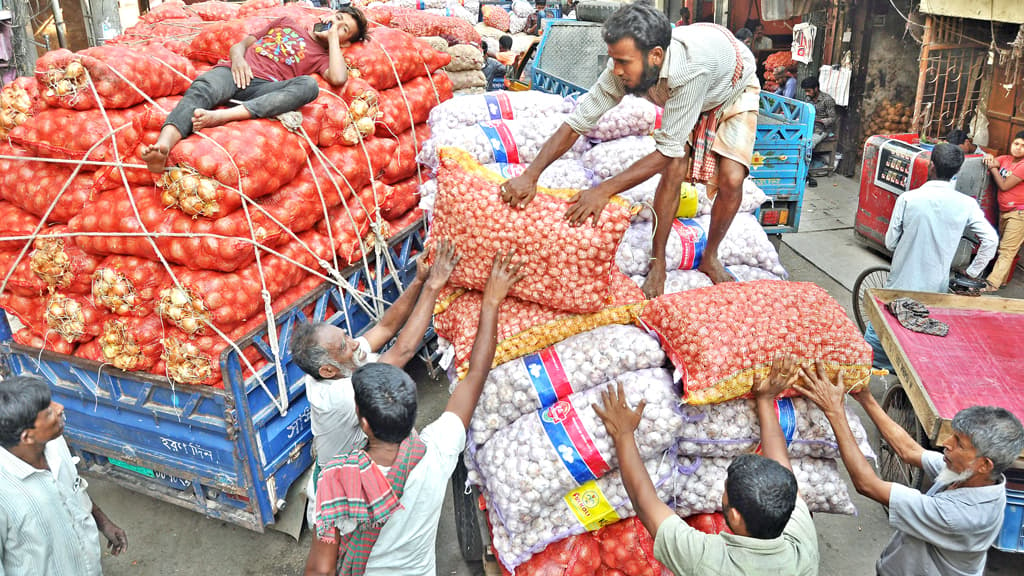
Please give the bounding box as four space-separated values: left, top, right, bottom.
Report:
852 265 891 333
878 386 928 492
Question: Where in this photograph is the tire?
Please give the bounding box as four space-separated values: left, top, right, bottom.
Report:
878 386 928 493
451 455 484 562
852 265 891 334
575 0 625 23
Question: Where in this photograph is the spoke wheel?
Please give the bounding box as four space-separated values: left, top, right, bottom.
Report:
853 266 891 333
879 386 928 493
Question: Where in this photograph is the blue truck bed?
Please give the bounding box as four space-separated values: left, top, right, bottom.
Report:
0 220 429 531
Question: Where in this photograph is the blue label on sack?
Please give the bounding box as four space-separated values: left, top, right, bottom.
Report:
538 400 609 485
673 218 708 270
478 121 520 163
776 398 797 446
522 348 572 408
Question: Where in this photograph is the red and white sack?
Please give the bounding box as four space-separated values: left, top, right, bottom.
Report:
44 292 108 343
97 315 167 371
470 369 681 537
8 106 143 167
343 27 451 91
382 125 430 184
467 325 665 446
427 91 571 132
432 148 630 313
433 273 644 379
616 214 787 278
677 397 876 461
35 46 195 110
670 455 857 517
92 255 170 316
581 96 660 142
418 116 586 168
0 77 46 137
374 72 453 137
483 456 677 573
634 264 784 295
156 230 333 335
580 136 656 181
482 159 596 190
156 119 311 218
639 281 873 405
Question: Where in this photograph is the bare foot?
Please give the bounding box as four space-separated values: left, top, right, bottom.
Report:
192 108 234 131
981 281 1001 293
140 144 169 173
699 257 735 284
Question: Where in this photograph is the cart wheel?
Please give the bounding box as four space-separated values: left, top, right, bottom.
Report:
878 385 927 491
451 455 484 563
853 265 891 334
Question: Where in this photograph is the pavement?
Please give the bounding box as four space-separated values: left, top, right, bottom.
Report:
90 170 1023 575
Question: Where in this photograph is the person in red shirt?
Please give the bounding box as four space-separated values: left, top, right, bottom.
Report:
140 7 366 173
984 130 1024 290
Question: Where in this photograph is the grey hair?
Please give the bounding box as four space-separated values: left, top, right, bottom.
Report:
952 406 1024 479
290 322 347 380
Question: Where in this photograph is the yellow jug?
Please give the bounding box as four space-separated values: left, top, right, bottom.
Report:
676 182 699 219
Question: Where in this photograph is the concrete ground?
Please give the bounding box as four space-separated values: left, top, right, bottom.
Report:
91 170 1023 575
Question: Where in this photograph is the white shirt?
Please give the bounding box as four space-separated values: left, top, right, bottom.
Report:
0 437 102 576
341 412 467 576
885 180 999 293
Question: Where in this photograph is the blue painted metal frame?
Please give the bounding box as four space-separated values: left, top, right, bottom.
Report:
0 220 428 531
751 92 815 234
531 19 589 98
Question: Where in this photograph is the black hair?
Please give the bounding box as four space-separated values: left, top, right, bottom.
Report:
801 77 819 90
945 129 969 146
678 7 690 19
352 363 418 444
602 4 672 54
725 454 798 539
931 142 965 180
735 28 753 42
290 322 338 380
1015 130 1024 141
337 6 368 43
746 19 763 31
499 35 513 51
0 375 52 448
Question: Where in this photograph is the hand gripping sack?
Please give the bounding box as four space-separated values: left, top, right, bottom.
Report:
638 281 872 405
35 46 195 110
467 324 666 446
432 148 631 313
433 272 645 379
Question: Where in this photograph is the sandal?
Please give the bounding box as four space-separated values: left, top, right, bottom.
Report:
980 281 1001 293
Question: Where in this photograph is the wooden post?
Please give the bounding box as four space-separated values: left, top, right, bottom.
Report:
911 15 934 136
836 0 875 177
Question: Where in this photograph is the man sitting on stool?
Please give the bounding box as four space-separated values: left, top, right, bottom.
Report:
802 77 837 187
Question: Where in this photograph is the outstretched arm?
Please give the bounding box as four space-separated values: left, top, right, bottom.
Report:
594 382 674 538
378 240 460 366
446 251 524 429
750 355 801 471
795 361 894 505
502 124 582 208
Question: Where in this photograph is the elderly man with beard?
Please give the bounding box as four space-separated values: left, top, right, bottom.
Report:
797 361 1024 576
501 3 760 291
290 240 459 526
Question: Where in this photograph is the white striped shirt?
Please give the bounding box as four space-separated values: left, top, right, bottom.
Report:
0 437 102 576
566 25 758 158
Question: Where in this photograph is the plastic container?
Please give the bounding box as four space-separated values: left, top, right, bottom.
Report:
676 182 699 218
995 482 1024 553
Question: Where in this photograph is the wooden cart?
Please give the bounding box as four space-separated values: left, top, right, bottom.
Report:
865 288 1024 552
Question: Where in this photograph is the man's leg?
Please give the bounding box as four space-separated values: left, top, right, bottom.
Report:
140 67 239 173
699 156 745 283
807 131 825 187
864 322 894 372
192 76 320 131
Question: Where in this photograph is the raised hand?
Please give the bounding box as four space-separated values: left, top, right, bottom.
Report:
483 249 525 305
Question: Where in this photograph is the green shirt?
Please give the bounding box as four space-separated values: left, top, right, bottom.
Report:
654 497 819 575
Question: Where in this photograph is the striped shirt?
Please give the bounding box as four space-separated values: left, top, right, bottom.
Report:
566 25 758 158
0 437 102 576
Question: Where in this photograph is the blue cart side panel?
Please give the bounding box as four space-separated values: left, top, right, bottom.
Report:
753 92 815 234
0 219 429 531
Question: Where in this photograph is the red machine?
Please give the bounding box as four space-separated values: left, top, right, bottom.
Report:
855 134 998 253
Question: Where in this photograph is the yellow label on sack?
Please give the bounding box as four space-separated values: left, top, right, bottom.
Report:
563 480 621 531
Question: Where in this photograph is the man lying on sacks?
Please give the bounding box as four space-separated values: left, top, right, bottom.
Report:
303 252 524 576
141 6 368 173
290 240 458 529
501 3 761 293
797 362 1024 576
596 354 820 575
